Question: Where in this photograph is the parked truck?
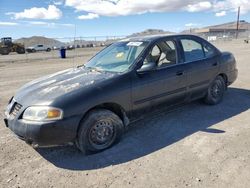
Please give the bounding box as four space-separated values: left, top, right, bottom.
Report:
26 44 51 53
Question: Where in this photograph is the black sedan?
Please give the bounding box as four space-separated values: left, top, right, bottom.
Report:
4 35 238 154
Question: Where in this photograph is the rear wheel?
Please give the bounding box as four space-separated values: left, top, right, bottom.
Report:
76 109 124 154
46 48 51 52
204 76 226 105
16 47 25 54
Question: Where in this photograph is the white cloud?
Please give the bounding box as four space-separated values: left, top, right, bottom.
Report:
215 11 227 17
25 21 74 27
53 1 63 6
65 0 250 17
0 21 19 26
7 5 62 20
214 0 250 14
186 1 212 12
60 23 74 27
78 13 99 20
27 21 48 25
66 0 196 16
185 23 199 27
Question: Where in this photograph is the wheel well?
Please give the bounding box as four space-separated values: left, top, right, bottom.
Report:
77 103 129 134
218 73 228 85
95 103 127 123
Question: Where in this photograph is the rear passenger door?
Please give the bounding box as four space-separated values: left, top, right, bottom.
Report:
179 37 220 100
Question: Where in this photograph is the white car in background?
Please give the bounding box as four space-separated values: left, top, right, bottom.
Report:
26 44 51 53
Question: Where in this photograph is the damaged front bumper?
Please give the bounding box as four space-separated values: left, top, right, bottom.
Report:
4 115 81 147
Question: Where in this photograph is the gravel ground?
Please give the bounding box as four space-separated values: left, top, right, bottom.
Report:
0 40 249 188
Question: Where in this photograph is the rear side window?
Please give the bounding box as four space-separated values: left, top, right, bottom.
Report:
203 42 216 58
181 39 205 62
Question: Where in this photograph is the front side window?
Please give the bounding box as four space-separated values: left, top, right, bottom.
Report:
143 45 161 65
181 39 205 62
86 41 148 73
143 40 177 68
151 45 161 56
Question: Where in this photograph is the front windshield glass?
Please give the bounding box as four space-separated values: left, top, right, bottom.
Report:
85 41 149 73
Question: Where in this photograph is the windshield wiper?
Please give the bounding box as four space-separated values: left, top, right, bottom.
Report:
77 64 86 68
79 64 104 73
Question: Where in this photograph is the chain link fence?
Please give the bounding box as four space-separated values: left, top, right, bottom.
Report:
194 30 250 42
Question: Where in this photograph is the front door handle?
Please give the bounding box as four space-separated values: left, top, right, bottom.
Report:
176 71 184 76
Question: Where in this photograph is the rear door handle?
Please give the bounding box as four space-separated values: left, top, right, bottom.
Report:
176 71 184 76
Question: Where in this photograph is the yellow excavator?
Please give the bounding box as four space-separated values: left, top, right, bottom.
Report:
0 37 25 55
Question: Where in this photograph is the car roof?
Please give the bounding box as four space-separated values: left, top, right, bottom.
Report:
119 34 201 43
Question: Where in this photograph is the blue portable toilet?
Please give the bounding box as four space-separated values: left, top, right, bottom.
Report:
60 47 66 58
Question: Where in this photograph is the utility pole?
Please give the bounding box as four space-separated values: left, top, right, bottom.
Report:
236 6 240 39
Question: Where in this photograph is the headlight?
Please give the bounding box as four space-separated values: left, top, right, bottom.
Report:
23 106 63 121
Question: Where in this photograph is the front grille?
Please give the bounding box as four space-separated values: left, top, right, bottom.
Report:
9 102 22 117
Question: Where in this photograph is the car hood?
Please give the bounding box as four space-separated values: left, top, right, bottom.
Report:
14 67 117 106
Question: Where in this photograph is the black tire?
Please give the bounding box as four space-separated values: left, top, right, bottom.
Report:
32 49 36 53
204 76 226 105
46 48 51 52
0 47 10 55
76 109 124 154
16 47 25 54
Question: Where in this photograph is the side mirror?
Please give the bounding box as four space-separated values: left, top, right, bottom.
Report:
137 62 156 73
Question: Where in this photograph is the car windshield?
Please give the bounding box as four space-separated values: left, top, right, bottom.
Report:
85 41 149 73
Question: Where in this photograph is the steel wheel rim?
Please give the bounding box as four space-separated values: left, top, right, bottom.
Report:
88 119 115 149
211 81 222 99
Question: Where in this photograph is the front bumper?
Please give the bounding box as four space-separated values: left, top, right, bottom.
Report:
4 115 81 146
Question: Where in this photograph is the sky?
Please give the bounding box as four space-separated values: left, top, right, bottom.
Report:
0 0 250 39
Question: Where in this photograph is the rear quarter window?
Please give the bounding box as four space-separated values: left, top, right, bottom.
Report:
203 42 216 58
181 39 205 62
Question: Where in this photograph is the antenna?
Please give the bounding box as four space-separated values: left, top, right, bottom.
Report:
236 6 240 39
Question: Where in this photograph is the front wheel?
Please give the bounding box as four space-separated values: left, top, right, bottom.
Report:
76 109 124 154
203 76 226 105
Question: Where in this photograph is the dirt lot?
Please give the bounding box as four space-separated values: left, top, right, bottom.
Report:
0 47 103 64
0 40 250 188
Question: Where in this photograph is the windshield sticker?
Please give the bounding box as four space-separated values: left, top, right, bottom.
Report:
116 52 124 58
127 42 143 46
